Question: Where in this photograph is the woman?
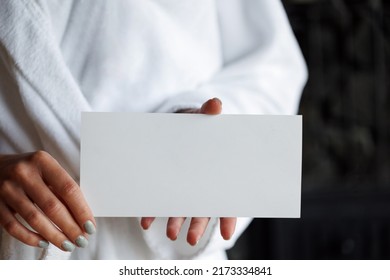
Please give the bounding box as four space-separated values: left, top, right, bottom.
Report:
0 0 307 259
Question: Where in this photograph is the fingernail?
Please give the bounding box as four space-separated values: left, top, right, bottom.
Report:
38 240 49 249
62 240 75 252
84 220 96 235
75 235 88 248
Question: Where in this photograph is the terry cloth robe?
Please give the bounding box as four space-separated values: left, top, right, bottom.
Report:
0 0 307 259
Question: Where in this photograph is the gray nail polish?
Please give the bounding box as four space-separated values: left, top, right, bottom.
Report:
38 240 49 249
84 220 96 235
75 235 88 248
62 240 75 252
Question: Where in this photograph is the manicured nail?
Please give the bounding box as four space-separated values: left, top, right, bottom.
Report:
84 220 96 235
62 240 75 252
75 235 88 248
38 240 49 249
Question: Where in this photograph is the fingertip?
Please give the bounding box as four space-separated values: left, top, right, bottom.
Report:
220 217 236 240
211 97 222 106
221 231 232 241
83 220 96 235
220 225 233 240
187 231 199 246
61 240 76 252
38 240 50 249
166 226 178 241
140 217 154 230
140 223 148 230
200 98 222 115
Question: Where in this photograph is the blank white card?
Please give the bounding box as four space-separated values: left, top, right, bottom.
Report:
80 113 302 217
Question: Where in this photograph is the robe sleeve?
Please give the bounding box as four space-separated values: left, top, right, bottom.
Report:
156 0 307 115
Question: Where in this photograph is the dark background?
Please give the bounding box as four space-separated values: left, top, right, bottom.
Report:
228 0 390 259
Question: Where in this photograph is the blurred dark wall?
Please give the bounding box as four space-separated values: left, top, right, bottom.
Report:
228 0 390 259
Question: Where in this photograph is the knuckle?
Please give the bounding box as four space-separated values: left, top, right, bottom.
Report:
3 220 20 236
30 150 50 165
9 162 30 179
61 180 79 197
41 198 62 216
25 210 42 228
0 180 14 196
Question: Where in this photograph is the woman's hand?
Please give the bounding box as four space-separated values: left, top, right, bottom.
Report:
140 98 237 246
0 151 96 252
141 217 237 246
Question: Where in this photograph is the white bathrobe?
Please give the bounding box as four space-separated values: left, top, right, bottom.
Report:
0 0 307 259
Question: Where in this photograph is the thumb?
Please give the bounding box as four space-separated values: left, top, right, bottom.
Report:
200 98 222 115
